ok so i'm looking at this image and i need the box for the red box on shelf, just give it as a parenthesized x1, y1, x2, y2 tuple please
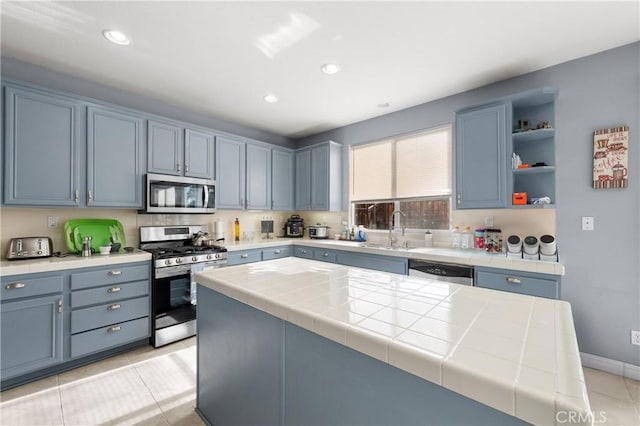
(512, 192, 527, 205)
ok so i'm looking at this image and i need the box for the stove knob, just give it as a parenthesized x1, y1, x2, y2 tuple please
(176, 258, 183, 264)
(206, 254, 212, 260)
(192, 256, 198, 262)
(165, 259, 172, 266)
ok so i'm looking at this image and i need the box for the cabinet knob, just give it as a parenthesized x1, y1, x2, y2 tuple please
(240, 253, 249, 258)
(5, 282, 25, 289)
(74, 190, 79, 202)
(58, 299, 62, 313)
(108, 270, 122, 276)
(108, 325, 121, 333)
(301, 250, 307, 254)
(107, 286, 121, 293)
(323, 252, 329, 257)
(177, 163, 181, 172)
(107, 304, 121, 311)
(274, 250, 281, 254)
(88, 190, 93, 202)
(506, 277, 522, 284)
(185, 165, 189, 173)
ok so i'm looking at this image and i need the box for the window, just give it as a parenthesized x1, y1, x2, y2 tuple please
(350, 125, 451, 230)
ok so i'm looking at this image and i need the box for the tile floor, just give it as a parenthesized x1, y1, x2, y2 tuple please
(1, 337, 639, 425)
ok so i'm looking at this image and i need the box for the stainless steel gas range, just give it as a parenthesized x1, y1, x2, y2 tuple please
(140, 225, 227, 347)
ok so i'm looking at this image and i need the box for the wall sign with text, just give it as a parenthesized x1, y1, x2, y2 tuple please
(592, 126, 629, 189)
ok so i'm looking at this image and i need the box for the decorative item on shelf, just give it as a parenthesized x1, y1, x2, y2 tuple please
(531, 196, 551, 205)
(517, 164, 530, 169)
(536, 121, 553, 129)
(516, 119, 530, 131)
(512, 192, 527, 205)
(512, 153, 523, 169)
(593, 125, 628, 189)
(532, 162, 548, 167)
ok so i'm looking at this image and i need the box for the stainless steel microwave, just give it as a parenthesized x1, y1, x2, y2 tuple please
(145, 173, 215, 214)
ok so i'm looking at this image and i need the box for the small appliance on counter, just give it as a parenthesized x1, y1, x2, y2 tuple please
(308, 224, 331, 239)
(261, 220, 274, 239)
(6, 237, 53, 260)
(284, 214, 304, 238)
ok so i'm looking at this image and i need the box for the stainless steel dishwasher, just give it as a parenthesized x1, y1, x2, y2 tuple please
(408, 259, 474, 285)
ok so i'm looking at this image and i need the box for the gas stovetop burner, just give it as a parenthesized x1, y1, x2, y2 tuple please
(149, 245, 227, 259)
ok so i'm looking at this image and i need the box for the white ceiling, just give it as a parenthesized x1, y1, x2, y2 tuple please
(1, 1, 638, 140)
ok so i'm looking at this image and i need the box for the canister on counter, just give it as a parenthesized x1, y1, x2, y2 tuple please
(474, 228, 484, 249)
(484, 228, 503, 253)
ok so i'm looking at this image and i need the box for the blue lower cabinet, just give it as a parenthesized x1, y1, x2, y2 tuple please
(313, 248, 336, 263)
(335, 251, 408, 275)
(261, 246, 291, 261)
(71, 317, 150, 358)
(293, 246, 313, 259)
(71, 296, 149, 334)
(1, 294, 63, 380)
(475, 267, 560, 299)
(227, 249, 262, 266)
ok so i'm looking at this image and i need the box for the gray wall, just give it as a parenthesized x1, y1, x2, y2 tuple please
(0, 56, 295, 149)
(298, 42, 640, 366)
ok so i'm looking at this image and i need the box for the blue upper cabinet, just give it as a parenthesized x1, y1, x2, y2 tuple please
(246, 143, 272, 210)
(216, 136, 246, 209)
(455, 102, 508, 209)
(147, 120, 184, 176)
(87, 106, 143, 208)
(148, 120, 214, 180)
(184, 129, 215, 179)
(295, 142, 342, 211)
(272, 149, 294, 211)
(4, 85, 81, 206)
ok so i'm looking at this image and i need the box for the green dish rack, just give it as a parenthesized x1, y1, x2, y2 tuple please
(64, 219, 126, 254)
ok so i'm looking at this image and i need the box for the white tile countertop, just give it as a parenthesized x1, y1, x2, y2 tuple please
(224, 238, 565, 276)
(195, 257, 589, 425)
(0, 250, 151, 277)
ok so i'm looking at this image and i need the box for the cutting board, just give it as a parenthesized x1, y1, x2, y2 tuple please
(64, 219, 126, 254)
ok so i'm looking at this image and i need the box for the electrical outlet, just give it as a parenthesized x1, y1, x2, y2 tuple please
(632, 330, 640, 346)
(581, 216, 594, 231)
(47, 216, 59, 228)
(484, 216, 494, 227)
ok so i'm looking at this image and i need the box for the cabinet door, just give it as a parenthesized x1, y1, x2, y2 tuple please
(455, 103, 507, 209)
(310, 144, 330, 210)
(475, 267, 560, 299)
(1, 294, 63, 380)
(272, 149, 294, 211)
(246, 144, 271, 210)
(216, 137, 245, 209)
(294, 149, 311, 210)
(147, 120, 183, 176)
(87, 106, 143, 207)
(185, 129, 214, 179)
(4, 86, 80, 206)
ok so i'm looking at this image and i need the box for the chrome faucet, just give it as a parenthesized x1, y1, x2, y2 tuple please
(388, 210, 405, 247)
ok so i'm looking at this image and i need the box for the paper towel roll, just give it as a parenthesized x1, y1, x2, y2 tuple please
(214, 221, 225, 241)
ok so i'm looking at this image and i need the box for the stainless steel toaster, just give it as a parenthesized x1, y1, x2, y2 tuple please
(6, 237, 53, 260)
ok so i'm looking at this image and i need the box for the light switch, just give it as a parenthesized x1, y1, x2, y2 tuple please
(581, 216, 594, 231)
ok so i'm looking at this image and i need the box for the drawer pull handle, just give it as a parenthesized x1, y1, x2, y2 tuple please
(107, 287, 121, 293)
(108, 304, 121, 311)
(5, 282, 25, 289)
(108, 270, 122, 276)
(274, 250, 281, 254)
(241, 253, 249, 259)
(108, 325, 121, 333)
(506, 277, 522, 284)
(301, 250, 307, 254)
(323, 252, 329, 257)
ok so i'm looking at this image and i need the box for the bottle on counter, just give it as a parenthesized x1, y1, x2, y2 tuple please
(234, 217, 240, 242)
(350, 227, 355, 240)
(461, 226, 473, 249)
(451, 225, 461, 248)
(424, 230, 433, 248)
(357, 225, 366, 242)
(474, 228, 485, 249)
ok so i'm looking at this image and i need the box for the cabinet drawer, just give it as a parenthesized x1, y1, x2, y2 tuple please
(71, 280, 149, 308)
(71, 264, 149, 290)
(261, 247, 291, 261)
(71, 317, 150, 358)
(313, 249, 336, 263)
(227, 250, 262, 266)
(336, 252, 407, 275)
(475, 269, 560, 299)
(293, 247, 313, 259)
(71, 296, 149, 334)
(1, 275, 63, 301)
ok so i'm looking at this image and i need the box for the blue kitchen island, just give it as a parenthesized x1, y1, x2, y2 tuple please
(194, 258, 591, 425)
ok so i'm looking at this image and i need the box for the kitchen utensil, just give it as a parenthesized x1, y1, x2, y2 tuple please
(64, 219, 125, 254)
(99, 246, 111, 255)
(523, 236, 539, 255)
(507, 235, 522, 253)
(6, 237, 53, 260)
(82, 236, 93, 257)
(539, 234, 556, 255)
(308, 224, 330, 239)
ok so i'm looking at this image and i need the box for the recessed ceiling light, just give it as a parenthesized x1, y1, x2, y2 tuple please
(264, 94, 279, 103)
(102, 29, 131, 46)
(321, 63, 340, 75)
